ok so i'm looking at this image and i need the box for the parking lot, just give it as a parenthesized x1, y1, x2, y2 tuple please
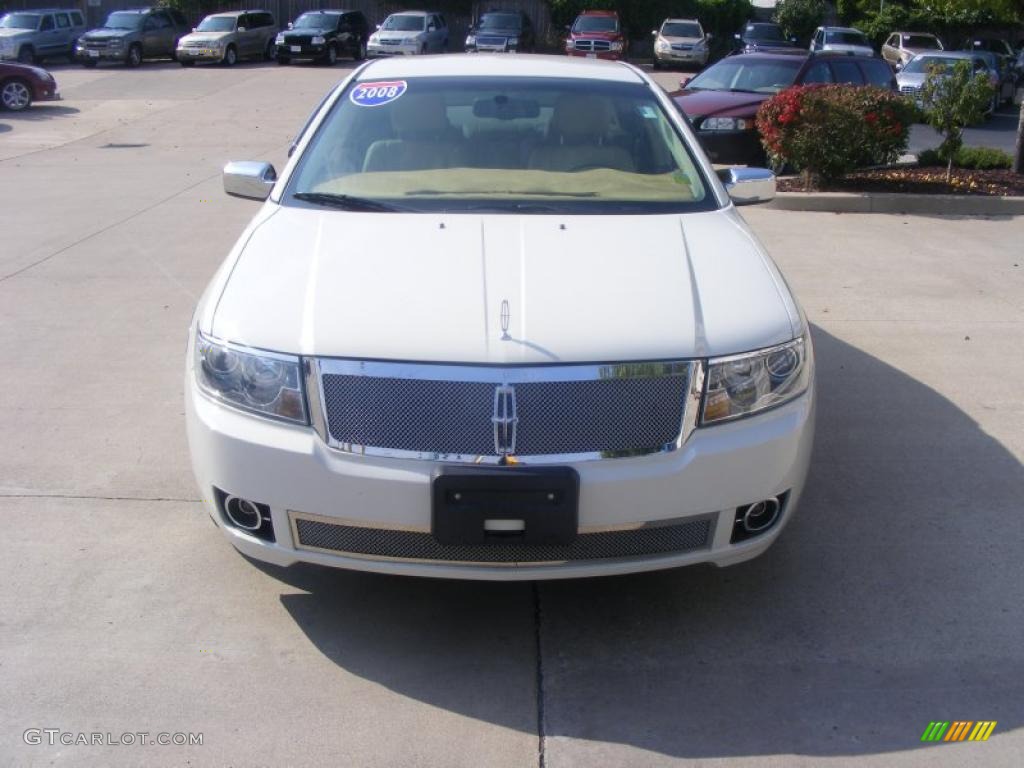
(2, 60, 1024, 767)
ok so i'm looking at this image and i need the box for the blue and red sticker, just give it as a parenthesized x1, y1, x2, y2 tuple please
(350, 80, 408, 107)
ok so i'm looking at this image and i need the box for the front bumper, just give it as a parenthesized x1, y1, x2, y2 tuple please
(76, 47, 128, 62)
(176, 47, 225, 62)
(566, 49, 625, 61)
(277, 43, 331, 59)
(655, 49, 709, 66)
(185, 350, 815, 580)
(695, 128, 764, 165)
(367, 42, 419, 56)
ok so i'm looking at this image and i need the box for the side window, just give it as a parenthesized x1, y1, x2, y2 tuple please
(813, 30, 822, 47)
(830, 60, 864, 85)
(71, 12, 84, 26)
(861, 59, 895, 88)
(56, 13, 70, 28)
(802, 61, 833, 84)
(40, 15, 54, 31)
(238, 14, 251, 29)
(438, 15, 447, 29)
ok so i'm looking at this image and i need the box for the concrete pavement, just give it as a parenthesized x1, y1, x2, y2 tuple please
(1, 60, 1023, 767)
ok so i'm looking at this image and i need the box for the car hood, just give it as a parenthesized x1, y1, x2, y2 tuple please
(570, 30, 621, 40)
(475, 28, 521, 37)
(822, 43, 873, 55)
(0, 29, 32, 40)
(662, 35, 704, 45)
(896, 72, 926, 87)
(205, 208, 799, 364)
(375, 31, 423, 40)
(181, 31, 233, 43)
(675, 89, 769, 118)
(83, 28, 133, 41)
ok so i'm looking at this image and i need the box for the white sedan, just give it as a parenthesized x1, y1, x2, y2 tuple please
(186, 55, 815, 580)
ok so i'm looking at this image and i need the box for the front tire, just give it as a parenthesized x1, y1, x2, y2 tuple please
(264, 39, 277, 61)
(355, 38, 366, 61)
(223, 45, 237, 66)
(322, 44, 337, 65)
(17, 46, 36, 64)
(126, 44, 142, 67)
(1, 78, 32, 111)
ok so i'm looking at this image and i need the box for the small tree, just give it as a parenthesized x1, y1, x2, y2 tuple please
(773, 0, 827, 46)
(919, 61, 994, 181)
(1014, 101, 1024, 175)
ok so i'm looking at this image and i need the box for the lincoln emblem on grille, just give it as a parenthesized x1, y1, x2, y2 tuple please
(492, 384, 518, 456)
(500, 299, 511, 340)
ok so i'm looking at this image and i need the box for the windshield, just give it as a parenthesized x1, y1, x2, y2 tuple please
(573, 16, 617, 34)
(662, 22, 702, 38)
(0, 13, 40, 30)
(479, 13, 520, 31)
(826, 30, 868, 45)
(295, 13, 335, 30)
(686, 57, 802, 94)
(904, 34, 940, 50)
(382, 14, 425, 32)
(287, 77, 712, 215)
(745, 24, 785, 42)
(197, 17, 236, 32)
(103, 12, 143, 30)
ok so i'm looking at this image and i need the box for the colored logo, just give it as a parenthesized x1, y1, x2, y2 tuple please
(350, 80, 407, 107)
(921, 721, 997, 742)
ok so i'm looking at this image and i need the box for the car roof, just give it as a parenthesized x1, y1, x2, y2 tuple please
(10, 8, 81, 13)
(578, 10, 617, 16)
(664, 18, 700, 24)
(726, 51, 809, 62)
(357, 54, 644, 83)
(386, 10, 435, 16)
(894, 31, 938, 36)
(820, 26, 865, 34)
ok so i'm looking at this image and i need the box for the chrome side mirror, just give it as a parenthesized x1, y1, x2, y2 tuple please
(717, 167, 776, 205)
(223, 161, 277, 200)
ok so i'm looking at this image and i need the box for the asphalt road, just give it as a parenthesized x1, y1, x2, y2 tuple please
(1, 59, 1023, 767)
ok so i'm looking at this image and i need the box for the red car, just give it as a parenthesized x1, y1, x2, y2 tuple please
(0, 61, 59, 112)
(564, 10, 627, 61)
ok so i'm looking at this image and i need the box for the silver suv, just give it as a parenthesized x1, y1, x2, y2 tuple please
(0, 8, 86, 64)
(177, 10, 279, 67)
(367, 11, 449, 56)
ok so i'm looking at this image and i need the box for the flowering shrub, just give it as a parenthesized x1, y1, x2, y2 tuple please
(756, 85, 917, 189)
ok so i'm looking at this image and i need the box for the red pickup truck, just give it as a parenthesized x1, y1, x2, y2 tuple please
(564, 10, 627, 61)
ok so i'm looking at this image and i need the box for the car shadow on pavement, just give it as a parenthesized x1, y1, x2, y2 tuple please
(260, 325, 1024, 760)
(4, 105, 79, 120)
(0, 123, 10, 134)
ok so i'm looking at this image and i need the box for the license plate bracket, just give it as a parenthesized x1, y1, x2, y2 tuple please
(432, 467, 579, 546)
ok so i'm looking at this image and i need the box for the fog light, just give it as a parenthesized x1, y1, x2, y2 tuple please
(730, 492, 787, 543)
(214, 487, 275, 542)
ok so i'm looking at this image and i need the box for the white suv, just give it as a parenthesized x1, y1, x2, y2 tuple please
(188, 56, 815, 580)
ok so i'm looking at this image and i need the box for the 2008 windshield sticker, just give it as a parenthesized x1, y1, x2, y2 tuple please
(350, 80, 408, 107)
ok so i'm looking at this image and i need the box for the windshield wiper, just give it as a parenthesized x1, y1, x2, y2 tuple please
(293, 192, 408, 212)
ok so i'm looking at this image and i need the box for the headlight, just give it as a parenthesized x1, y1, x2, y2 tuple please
(311, 35, 325, 45)
(610, 41, 624, 52)
(507, 36, 519, 46)
(275, 33, 285, 44)
(465, 35, 475, 46)
(656, 40, 670, 52)
(369, 33, 379, 44)
(701, 117, 753, 131)
(194, 333, 307, 424)
(701, 338, 809, 425)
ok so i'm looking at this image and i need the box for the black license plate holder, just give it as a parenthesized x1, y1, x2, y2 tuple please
(432, 467, 579, 546)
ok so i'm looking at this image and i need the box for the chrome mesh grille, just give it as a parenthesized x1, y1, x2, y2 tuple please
(294, 516, 712, 564)
(320, 367, 689, 458)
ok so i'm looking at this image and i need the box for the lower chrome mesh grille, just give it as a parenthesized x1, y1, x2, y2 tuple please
(293, 516, 713, 564)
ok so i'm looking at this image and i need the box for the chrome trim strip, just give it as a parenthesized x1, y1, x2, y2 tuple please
(314, 358, 694, 465)
(288, 510, 718, 567)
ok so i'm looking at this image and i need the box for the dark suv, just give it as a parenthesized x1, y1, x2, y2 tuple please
(76, 7, 189, 67)
(465, 10, 535, 53)
(276, 10, 369, 65)
(674, 51, 897, 165)
(732, 22, 798, 54)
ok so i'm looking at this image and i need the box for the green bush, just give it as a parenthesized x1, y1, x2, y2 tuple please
(756, 85, 917, 189)
(919, 60, 995, 181)
(918, 146, 1013, 170)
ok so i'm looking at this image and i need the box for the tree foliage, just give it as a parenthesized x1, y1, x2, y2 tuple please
(919, 61, 996, 181)
(773, 0, 827, 46)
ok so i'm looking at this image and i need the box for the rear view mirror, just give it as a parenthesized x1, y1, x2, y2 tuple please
(237, 26, 246, 32)
(287, 22, 293, 29)
(716, 167, 776, 206)
(223, 161, 277, 200)
(473, 96, 540, 120)
(651, 30, 657, 36)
